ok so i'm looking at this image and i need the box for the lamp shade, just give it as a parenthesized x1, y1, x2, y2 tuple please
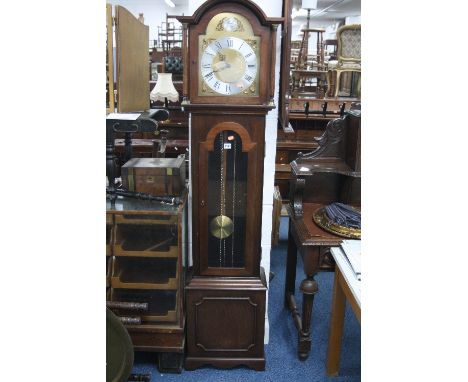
(302, 0, 317, 9)
(150, 73, 179, 103)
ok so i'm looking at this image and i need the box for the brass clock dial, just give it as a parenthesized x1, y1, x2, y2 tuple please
(200, 36, 257, 95)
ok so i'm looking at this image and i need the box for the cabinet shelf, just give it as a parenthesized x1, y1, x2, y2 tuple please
(114, 244, 179, 258)
(111, 278, 178, 290)
(291, 158, 360, 177)
(111, 288, 178, 323)
(111, 257, 178, 289)
(114, 224, 178, 257)
(115, 214, 178, 225)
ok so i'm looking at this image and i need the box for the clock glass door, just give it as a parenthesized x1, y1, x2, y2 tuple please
(207, 130, 248, 268)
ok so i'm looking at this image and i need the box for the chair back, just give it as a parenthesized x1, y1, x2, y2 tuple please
(336, 24, 361, 69)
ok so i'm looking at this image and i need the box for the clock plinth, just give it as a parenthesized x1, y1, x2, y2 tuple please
(185, 272, 267, 370)
(176, 0, 282, 370)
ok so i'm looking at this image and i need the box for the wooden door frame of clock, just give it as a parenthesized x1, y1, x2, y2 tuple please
(198, 122, 258, 276)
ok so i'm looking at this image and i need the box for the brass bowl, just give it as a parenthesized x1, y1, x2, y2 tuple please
(312, 206, 361, 239)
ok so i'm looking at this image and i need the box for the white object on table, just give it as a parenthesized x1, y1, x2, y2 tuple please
(330, 244, 361, 308)
(341, 239, 361, 280)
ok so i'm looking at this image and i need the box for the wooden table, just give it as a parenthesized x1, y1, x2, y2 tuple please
(327, 245, 361, 376)
(283, 108, 361, 361)
(284, 204, 342, 360)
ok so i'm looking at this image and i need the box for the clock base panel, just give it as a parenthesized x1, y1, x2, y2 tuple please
(185, 274, 267, 370)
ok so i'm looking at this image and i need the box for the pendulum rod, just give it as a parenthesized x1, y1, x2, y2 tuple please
(219, 132, 224, 267)
(231, 135, 237, 267)
(221, 131, 227, 265)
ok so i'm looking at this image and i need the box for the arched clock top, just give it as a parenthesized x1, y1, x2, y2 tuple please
(175, 0, 282, 106)
(203, 122, 256, 152)
(176, 0, 283, 27)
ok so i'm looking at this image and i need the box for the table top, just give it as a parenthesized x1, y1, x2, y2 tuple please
(287, 203, 344, 247)
(331, 244, 361, 308)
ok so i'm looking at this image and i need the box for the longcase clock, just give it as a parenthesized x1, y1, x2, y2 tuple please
(176, 0, 282, 370)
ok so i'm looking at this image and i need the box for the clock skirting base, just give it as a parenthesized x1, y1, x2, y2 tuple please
(185, 274, 267, 371)
(184, 356, 265, 371)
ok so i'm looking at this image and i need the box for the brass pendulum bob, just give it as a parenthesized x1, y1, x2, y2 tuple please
(210, 215, 234, 239)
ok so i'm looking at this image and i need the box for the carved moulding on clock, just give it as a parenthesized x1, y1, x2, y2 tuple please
(194, 297, 257, 352)
(215, 16, 245, 32)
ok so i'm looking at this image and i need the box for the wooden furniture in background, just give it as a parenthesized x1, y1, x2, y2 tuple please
(271, 186, 283, 246)
(115, 5, 150, 112)
(284, 106, 361, 360)
(326, 24, 361, 98)
(158, 14, 183, 54)
(106, 4, 114, 114)
(292, 27, 327, 98)
(106, 191, 188, 372)
(275, 99, 354, 201)
(296, 28, 325, 71)
(324, 39, 338, 60)
(327, 245, 361, 376)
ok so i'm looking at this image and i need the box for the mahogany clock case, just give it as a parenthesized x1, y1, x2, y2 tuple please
(176, 0, 282, 371)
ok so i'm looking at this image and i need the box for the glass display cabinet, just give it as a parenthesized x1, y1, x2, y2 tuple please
(106, 192, 188, 372)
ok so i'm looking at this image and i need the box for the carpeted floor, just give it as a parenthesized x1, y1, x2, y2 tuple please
(132, 217, 361, 381)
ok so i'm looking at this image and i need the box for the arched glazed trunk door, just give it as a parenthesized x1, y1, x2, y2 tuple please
(198, 122, 258, 276)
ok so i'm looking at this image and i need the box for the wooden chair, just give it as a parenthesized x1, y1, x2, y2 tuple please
(326, 24, 361, 98)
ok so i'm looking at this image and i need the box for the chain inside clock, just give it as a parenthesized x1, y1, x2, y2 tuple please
(207, 130, 248, 268)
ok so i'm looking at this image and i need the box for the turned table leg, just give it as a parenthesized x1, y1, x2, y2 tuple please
(284, 219, 298, 308)
(298, 276, 318, 360)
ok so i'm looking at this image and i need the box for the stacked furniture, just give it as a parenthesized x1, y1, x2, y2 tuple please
(275, 99, 354, 201)
(106, 192, 188, 372)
